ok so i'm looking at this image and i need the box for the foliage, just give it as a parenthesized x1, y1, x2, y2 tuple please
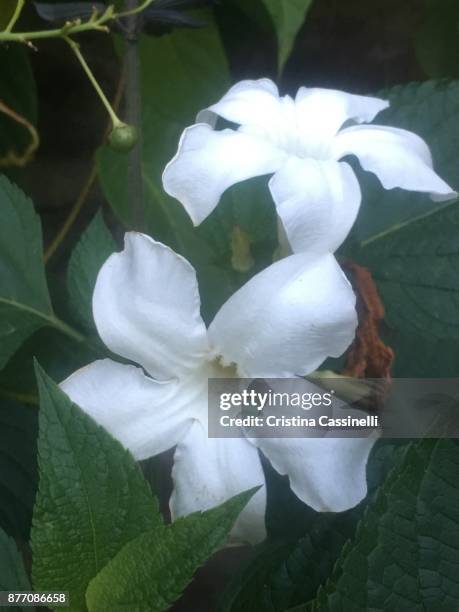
(32, 365, 254, 611)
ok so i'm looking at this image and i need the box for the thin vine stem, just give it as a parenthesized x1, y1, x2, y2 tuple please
(4, 0, 25, 33)
(0, 0, 156, 42)
(65, 37, 122, 128)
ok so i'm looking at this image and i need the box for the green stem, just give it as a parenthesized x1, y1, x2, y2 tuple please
(118, 0, 156, 18)
(65, 37, 122, 128)
(0, 0, 156, 43)
(4, 0, 25, 33)
(0, 19, 110, 42)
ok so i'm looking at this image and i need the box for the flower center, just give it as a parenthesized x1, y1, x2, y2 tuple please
(242, 97, 332, 161)
(211, 357, 238, 379)
(279, 95, 332, 160)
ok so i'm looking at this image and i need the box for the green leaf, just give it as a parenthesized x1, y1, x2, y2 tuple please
(0, 175, 55, 369)
(0, 45, 37, 166)
(309, 439, 459, 611)
(220, 515, 355, 612)
(351, 80, 459, 245)
(219, 441, 403, 612)
(262, 0, 314, 72)
(85, 488, 258, 612)
(0, 400, 37, 540)
(386, 330, 459, 377)
(354, 199, 459, 376)
(0, 527, 31, 612)
(358, 201, 459, 339)
(346, 80, 459, 376)
(31, 364, 161, 611)
(67, 211, 116, 332)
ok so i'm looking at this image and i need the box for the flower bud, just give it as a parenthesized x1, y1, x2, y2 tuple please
(108, 123, 138, 153)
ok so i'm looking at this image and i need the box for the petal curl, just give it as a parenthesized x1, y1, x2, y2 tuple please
(332, 125, 457, 200)
(209, 253, 357, 377)
(93, 233, 208, 381)
(253, 435, 377, 512)
(196, 78, 281, 128)
(60, 359, 205, 460)
(162, 124, 284, 225)
(295, 87, 389, 151)
(170, 420, 267, 545)
(269, 158, 361, 255)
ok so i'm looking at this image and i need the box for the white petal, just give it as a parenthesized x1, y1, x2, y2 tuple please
(60, 359, 205, 460)
(269, 158, 361, 255)
(93, 233, 208, 380)
(196, 78, 281, 129)
(295, 87, 389, 150)
(254, 435, 376, 512)
(209, 253, 357, 377)
(170, 420, 267, 545)
(332, 124, 457, 200)
(162, 124, 284, 225)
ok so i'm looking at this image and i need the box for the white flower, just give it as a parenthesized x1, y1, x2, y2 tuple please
(60, 232, 373, 544)
(162, 79, 456, 255)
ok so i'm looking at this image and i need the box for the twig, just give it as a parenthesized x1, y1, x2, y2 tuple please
(0, 0, 156, 42)
(0, 99, 40, 167)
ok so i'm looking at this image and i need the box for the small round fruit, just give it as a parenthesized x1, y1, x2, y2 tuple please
(108, 123, 138, 153)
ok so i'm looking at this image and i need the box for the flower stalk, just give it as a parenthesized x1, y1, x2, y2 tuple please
(65, 37, 123, 129)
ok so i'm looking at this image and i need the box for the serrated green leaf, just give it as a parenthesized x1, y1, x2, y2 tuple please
(0, 400, 37, 540)
(307, 439, 459, 611)
(85, 488, 258, 612)
(387, 330, 459, 377)
(220, 516, 354, 612)
(67, 211, 116, 332)
(353, 198, 459, 376)
(346, 80, 459, 376)
(351, 80, 459, 245)
(31, 364, 161, 611)
(262, 0, 314, 72)
(0, 176, 56, 369)
(219, 441, 403, 612)
(0, 527, 32, 612)
(357, 201, 459, 341)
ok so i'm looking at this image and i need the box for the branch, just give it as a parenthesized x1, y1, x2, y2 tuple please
(0, 0, 156, 43)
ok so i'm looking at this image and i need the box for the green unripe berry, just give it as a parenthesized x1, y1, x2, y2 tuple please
(108, 123, 138, 153)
